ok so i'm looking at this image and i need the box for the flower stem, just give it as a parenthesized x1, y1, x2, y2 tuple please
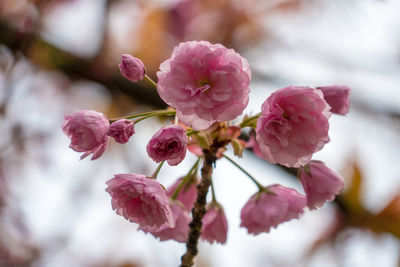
(152, 161, 165, 179)
(144, 74, 158, 89)
(172, 158, 201, 200)
(222, 154, 264, 191)
(109, 109, 175, 123)
(210, 177, 217, 202)
(134, 110, 176, 124)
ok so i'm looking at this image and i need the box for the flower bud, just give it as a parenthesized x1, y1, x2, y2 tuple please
(108, 119, 135, 144)
(119, 54, 145, 82)
(147, 125, 188, 166)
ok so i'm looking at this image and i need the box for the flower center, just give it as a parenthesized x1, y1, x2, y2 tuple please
(190, 79, 211, 96)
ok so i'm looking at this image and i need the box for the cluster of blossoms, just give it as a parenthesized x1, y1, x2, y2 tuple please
(62, 41, 350, 265)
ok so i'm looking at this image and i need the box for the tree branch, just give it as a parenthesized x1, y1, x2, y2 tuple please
(180, 149, 216, 267)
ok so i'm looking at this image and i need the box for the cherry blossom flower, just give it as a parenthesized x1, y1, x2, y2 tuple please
(167, 177, 198, 211)
(240, 185, 306, 234)
(157, 41, 251, 130)
(201, 203, 228, 244)
(105, 173, 175, 231)
(256, 86, 331, 167)
(147, 125, 188, 166)
(317, 85, 350, 115)
(62, 110, 109, 160)
(246, 132, 264, 159)
(142, 200, 191, 243)
(108, 119, 135, 144)
(299, 160, 344, 209)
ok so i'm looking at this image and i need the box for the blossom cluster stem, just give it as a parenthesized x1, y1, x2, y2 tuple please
(133, 110, 176, 124)
(210, 177, 217, 202)
(180, 150, 216, 267)
(143, 74, 158, 89)
(171, 157, 201, 200)
(223, 154, 264, 191)
(151, 161, 165, 179)
(109, 109, 175, 123)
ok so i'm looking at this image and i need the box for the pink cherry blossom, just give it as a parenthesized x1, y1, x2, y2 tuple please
(246, 133, 264, 159)
(62, 110, 110, 160)
(271, 185, 307, 220)
(167, 177, 198, 211)
(142, 200, 191, 243)
(108, 119, 135, 144)
(256, 86, 332, 168)
(201, 203, 228, 244)
(157, 41, 251, 130)
(119, 54, 145, 82)
(317, 85, 350, 115)
(105, 173, 175, 231)
(240, 185, 306, 234)
(299, 160, 344, 209)
(147, 125, 188, 166)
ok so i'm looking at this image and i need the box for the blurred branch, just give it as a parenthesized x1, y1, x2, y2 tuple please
(279, 161, 400, 239)
(0, 20, 166, 108)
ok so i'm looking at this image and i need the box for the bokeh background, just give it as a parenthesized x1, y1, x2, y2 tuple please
(1, 0, 400, 266)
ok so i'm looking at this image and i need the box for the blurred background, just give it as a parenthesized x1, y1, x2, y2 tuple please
(1, 0, 400, 266)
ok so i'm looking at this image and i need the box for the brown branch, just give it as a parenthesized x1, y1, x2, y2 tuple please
(180, 149, 217, 267)
(0, 21, 166, 109)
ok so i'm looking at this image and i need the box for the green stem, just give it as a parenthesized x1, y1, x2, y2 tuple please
(144, 74, 158, 89)
(172, 158, 201, 200)
(210, 177, 217, 202)
(152, 161, 165, 179)
(109, 109, 175, 123)
(222, 154, 264, 191)
(239, 113, 262, 128)
(134, 110, 176, 124)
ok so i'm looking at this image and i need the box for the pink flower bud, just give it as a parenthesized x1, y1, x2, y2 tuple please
(119, 54, 145, 82)
(105, 173, 175, 231)
(299, 161, 344, 209)
(240, 185, 306, 234)
(317, 85, 350, 115)
(201, 203, 228, 244)
(157, 41, 251, 130)
(147, 125, 188, 166)
(167, 177, 198, 211)
(108, 119, 135, 144)
(256, 86, 331, 167)
(141, 200, 191, 243)
(62, 110, 109, 160)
